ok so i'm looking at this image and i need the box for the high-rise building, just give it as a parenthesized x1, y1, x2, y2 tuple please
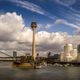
(60, 44, 78, 62)
(70, 49, 77, 60)
(60, 52, 64, 62)
(64, 44, 73, 53)
(64, 44, 73, 62)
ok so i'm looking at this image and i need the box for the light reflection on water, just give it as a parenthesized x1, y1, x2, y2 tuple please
(0, 62, 80, 80)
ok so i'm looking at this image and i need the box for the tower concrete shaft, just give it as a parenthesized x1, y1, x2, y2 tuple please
(32, 28, 36, 62)
(31, 21, 37, 64)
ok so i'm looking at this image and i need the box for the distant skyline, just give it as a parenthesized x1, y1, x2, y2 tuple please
(0, 0, 80, 56)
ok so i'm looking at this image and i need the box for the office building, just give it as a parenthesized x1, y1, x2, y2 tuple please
(60, 44, 78, 62)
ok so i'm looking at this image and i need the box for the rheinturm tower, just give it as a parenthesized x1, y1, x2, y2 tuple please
(31, 19, 37, 66)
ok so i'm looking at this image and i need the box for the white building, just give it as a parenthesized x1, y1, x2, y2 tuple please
(60, 44, 78, 62)
(64, 44, 73, 53)
(60, 52, 64, 62)
(70, 49, 77, 60)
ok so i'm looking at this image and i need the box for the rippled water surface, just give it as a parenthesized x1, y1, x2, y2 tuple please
(0, 62, 80, 80)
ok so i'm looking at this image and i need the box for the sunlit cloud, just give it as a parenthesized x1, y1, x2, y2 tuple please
(0, 12, 80, 55)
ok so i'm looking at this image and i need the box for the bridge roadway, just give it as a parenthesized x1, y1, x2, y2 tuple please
(0, 57, 21, 62)
(0, 57, 80, 66)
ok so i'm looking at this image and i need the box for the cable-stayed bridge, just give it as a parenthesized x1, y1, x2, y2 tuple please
(0, 50, 23, 62)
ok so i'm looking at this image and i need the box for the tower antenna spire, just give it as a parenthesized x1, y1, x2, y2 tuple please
(32, 15, 36, 22)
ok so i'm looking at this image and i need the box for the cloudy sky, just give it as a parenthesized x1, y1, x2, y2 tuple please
(0, 0, 80, 56)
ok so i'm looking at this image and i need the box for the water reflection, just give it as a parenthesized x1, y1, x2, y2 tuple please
(66, 67, 80, 80)
(0, 63, 80, 80)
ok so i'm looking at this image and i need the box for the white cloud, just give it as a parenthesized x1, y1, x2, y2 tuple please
(45, 24, 53, 29)
(0, 12, 80, 56)
(0, 12, 24, 41)
(55, 0, 76, 6)
(74, 29, 80, 35)
(37, 24, 43, 30)
(55, 0, 80, 21)
(70, 7, 80, 14)
(6, 0, 56, 20)
(18, 27, 32, 43)
(54, 19, 80, 30)
(37, 23, 53, 30)
(43, 19, 80, 30)
(15, 0, 46, 15)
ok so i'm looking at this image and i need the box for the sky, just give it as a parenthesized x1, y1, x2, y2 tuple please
(0, 0, 80, 56)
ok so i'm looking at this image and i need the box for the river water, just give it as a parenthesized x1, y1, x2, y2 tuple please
(0, 62, 80, 80)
